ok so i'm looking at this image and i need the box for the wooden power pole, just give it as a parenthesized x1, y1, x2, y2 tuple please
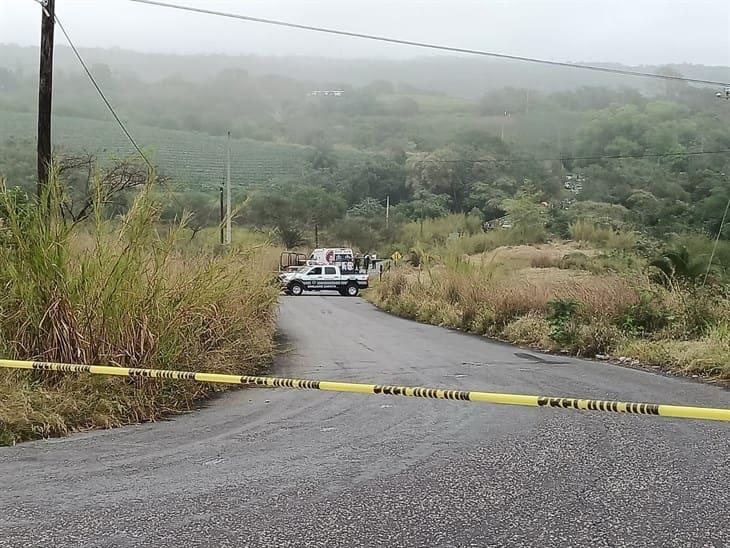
(37, 0, 55, 195)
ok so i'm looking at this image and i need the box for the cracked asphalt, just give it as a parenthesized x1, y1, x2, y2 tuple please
(1, 295, 728, 547)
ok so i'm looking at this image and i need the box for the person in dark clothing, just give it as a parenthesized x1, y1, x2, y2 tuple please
(354, 255, 361, 272)
(363, 254, 371, 271)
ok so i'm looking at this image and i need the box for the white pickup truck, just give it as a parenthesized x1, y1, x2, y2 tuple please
(279, 265, 369, 297)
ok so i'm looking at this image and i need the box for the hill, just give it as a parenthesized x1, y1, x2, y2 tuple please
(2, 44, 728, 97)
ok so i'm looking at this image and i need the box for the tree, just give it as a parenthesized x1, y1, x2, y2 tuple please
(467, 176, 519, 219)
(291, 185, 347, 227)
(654, 66, 689, 101)
(347, 198, 385, 218)
(309, 142, 338, 171)
(394, 190, 450, 220)
(56, 154, 153, 223)
(406, 148, 471, 211)
(243, 184, 346, 247)
(336, 158, 408, 206)
(501, 185, 548, 242)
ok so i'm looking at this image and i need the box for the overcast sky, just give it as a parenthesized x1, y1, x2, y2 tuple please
(2, 0, 729, 65)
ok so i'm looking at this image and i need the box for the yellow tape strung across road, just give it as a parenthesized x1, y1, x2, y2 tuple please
(1, 359, 728, 422)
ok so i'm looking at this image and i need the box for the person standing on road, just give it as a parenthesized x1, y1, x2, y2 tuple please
(363, 254, 371, 271)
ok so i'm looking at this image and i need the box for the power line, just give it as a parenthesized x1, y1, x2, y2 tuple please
(406, 149, 730, 164)
(704, 182, 730, 285)
(130, 0, 730, 87)
(53, 13, 154, 171)
(51, 10, 191, 210)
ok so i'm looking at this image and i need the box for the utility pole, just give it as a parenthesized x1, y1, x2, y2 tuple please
(385, 195, 390, 227)
(219, 184, 224, 245)
(37, 0, 55, 195)
(225, 131, 232, 245)
(500, 111, 509, 141)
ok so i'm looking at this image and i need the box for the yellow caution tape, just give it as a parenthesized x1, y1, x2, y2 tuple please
(1, 359, 728, 422)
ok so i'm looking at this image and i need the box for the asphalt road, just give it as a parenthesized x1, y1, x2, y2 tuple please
(1, 295, 729, 547)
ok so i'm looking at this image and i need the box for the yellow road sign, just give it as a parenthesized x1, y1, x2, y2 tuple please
(391, 251, 402, 262)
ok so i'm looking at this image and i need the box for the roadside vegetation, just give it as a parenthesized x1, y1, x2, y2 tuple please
(368, 211, 730, 381)
(0, 174, 279, 445)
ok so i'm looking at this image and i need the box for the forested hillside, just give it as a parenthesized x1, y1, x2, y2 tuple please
(1, 46, 728, 252)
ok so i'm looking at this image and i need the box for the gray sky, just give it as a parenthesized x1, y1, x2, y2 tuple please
(2, 0, 729, 65)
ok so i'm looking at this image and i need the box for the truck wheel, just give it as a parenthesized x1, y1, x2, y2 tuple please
(345, 283, 359, 297)
(289, 282, 304, 296)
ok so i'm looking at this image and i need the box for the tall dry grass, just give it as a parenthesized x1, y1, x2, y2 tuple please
(370, 257, 730, 378)
(0, 176, 279, 444)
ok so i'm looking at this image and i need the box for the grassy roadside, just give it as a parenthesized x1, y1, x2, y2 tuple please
(0, 178, 280, 445)
(366, 244, 730, 381)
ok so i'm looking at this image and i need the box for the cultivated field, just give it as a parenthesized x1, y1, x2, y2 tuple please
(0, 111, 319, 188)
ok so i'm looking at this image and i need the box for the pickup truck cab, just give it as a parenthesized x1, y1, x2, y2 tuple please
(279, 265, 369, 297)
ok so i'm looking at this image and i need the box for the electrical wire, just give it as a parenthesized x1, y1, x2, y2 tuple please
(704, 184, 730, 284)
(50, 9, 192, 209)
(411, 149, 730, 164)
(129, 0, 730, 87)
(53, 13, 154, 171)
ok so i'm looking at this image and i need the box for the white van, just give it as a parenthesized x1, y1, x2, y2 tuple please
(307, 248, 355, 273)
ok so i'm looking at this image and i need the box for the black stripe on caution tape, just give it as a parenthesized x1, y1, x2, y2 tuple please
(537, 397, 660, 415)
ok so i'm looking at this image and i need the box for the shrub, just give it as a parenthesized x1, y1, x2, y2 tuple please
(560, 251, 590, 270)
(650, 244, 708, 284)
(547, 299, 581, 348)
(531, 254, 559, 269)
(502, 313, 552, 348)
(399, 212, 483, 249)
(575, 322, 623, 356)
(605, 230, 638, 251)
(442, 276, 463, 305)
(569, 219, 612, 244)
(379, 270, 409, 300)
(569, 219, 637, 251)
(446, 232, 501, 255)
(617, 291, 671, 336)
